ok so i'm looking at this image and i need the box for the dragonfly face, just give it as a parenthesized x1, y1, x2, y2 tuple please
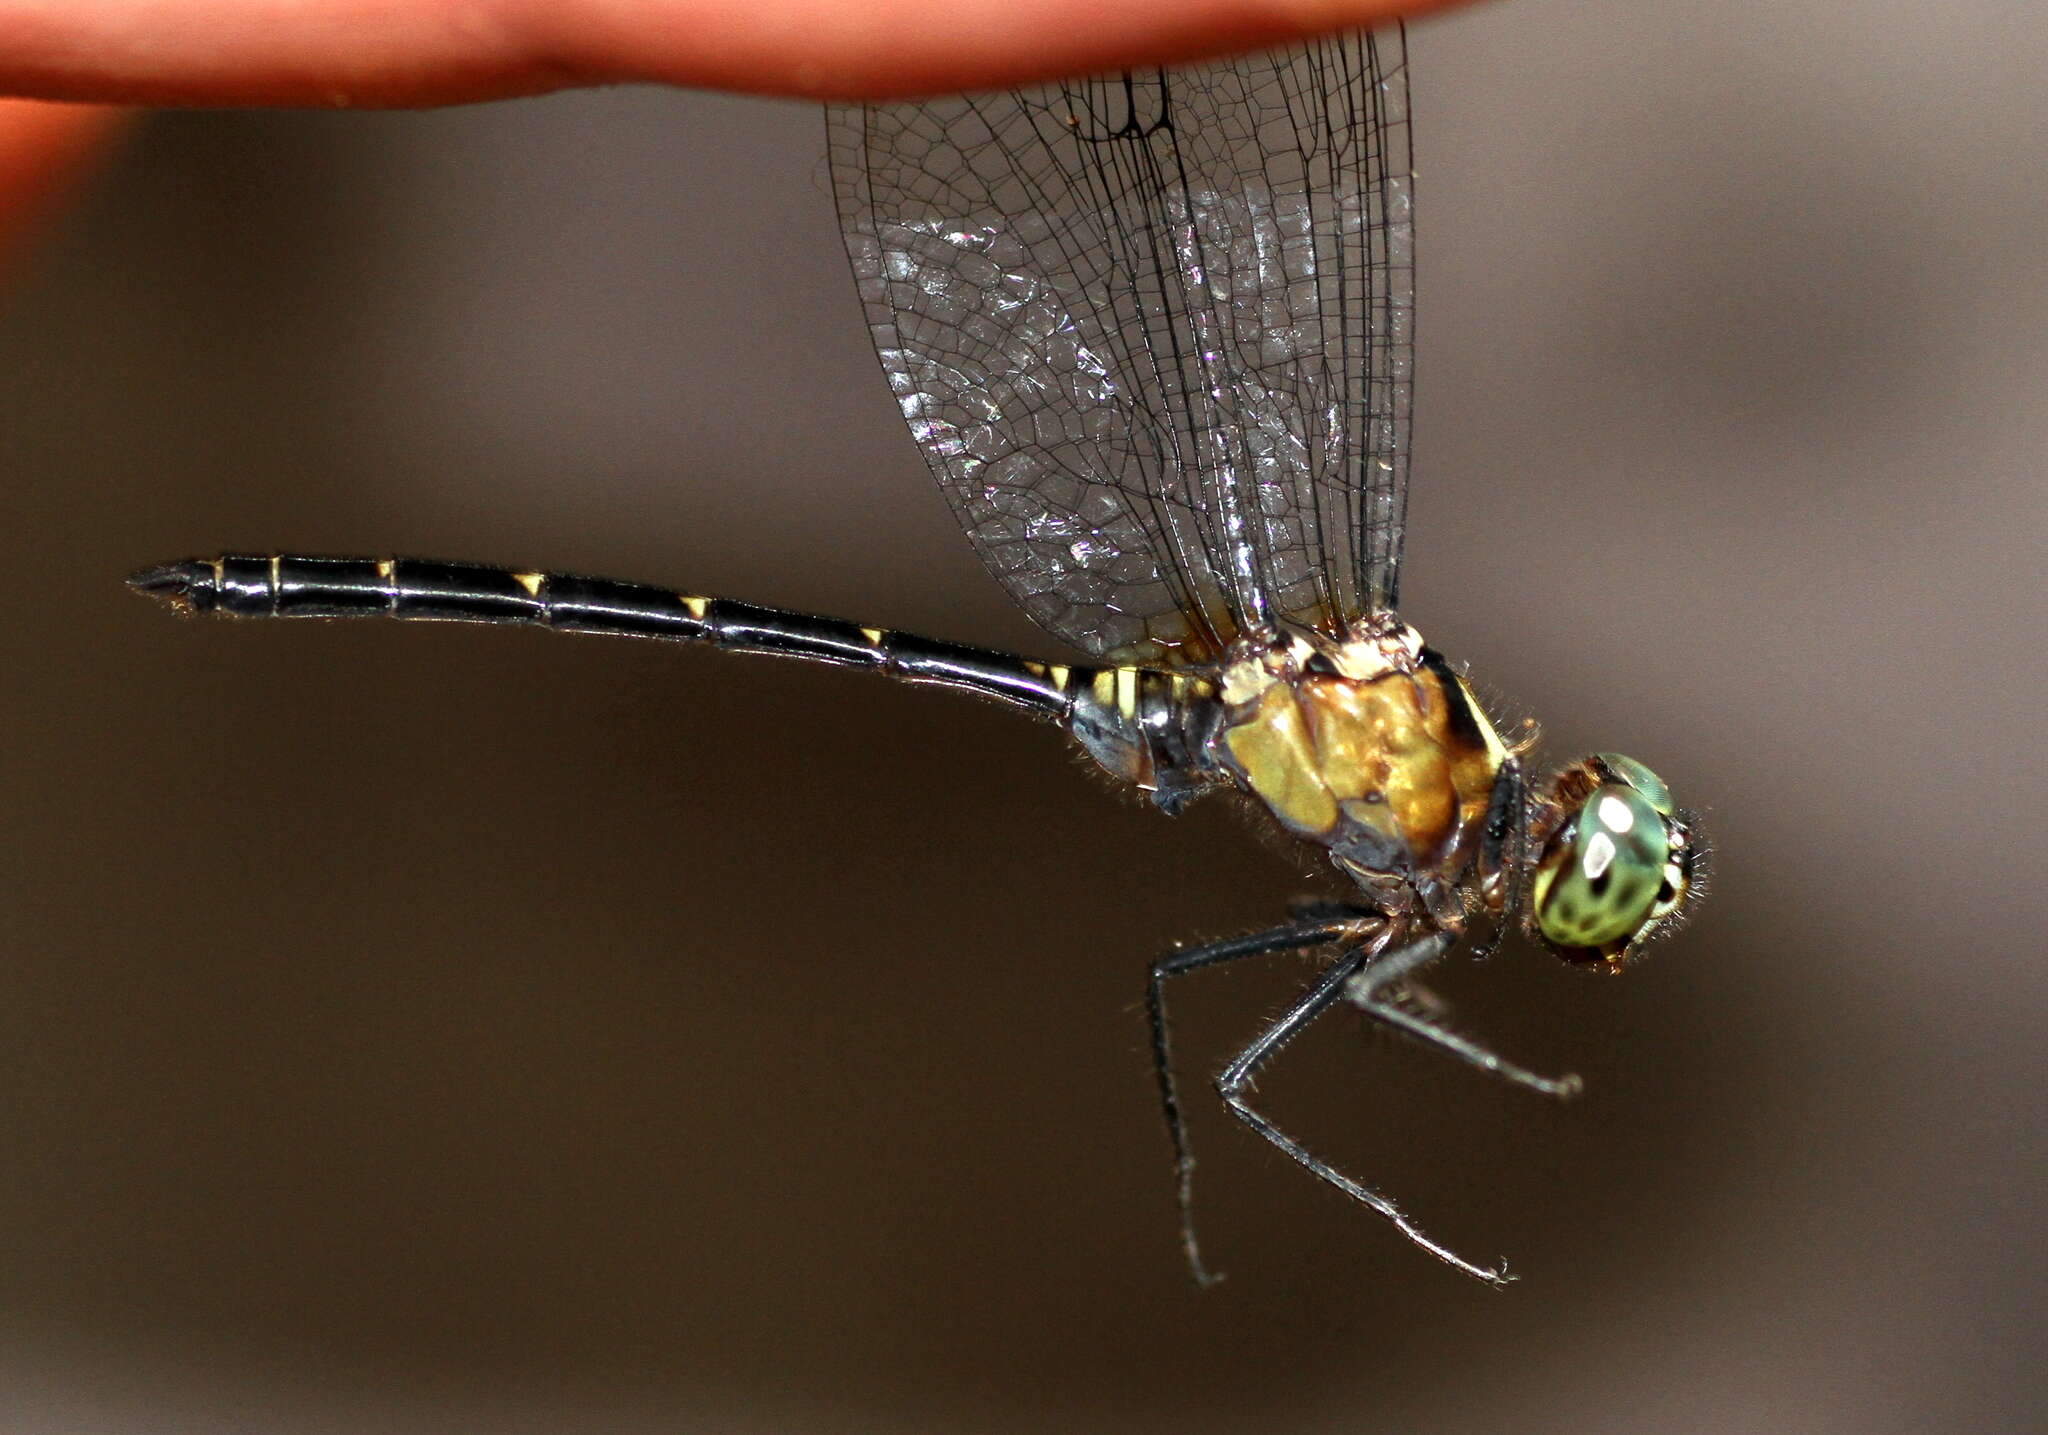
(1529, 753, 1706, 968)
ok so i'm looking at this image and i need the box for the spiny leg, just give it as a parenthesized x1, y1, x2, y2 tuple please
(1146, 916, 1367, 1286)
(1215, 936, 1516, 1287)
(1343, 933, 1582, 1099)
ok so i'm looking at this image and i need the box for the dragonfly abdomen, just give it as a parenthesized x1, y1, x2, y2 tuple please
(1064, 663, 1222, 813)
(128, 554, 1075, 716)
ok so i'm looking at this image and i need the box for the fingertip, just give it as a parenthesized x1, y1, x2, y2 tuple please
(0, 100, 131, 277)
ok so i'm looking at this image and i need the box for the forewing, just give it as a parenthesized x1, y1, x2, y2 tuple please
(829, 31, 1414, 664)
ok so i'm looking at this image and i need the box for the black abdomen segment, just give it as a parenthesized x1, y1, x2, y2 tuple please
(130, 555, 1078, 716)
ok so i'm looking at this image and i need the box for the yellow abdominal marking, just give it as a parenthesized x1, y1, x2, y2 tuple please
(1023, 661, 1075, 694)
(680, 595, 709, 620)
(860, 627, 886, 645)
(513, 571, 544, 596)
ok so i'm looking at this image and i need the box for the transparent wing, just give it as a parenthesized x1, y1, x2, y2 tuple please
(829, 31, 1414, 665)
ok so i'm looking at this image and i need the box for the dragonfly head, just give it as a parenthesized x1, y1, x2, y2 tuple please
(1527, 753, 1706, 971)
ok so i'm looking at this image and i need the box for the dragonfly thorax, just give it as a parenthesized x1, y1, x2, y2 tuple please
(1209, 618, 1511, 896)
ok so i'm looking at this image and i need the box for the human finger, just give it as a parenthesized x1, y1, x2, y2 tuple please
(0, 0, 1476, 107)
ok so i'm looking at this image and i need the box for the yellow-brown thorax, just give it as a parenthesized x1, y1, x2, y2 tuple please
(1213, 618, 1509, 891)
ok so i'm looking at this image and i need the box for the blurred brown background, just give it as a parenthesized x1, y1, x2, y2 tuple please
(1, 2, 2041, 1431)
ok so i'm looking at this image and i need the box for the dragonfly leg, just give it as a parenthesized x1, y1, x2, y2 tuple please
(1146, 916, 1365, 1287)
(1464, 757, 1527, 963)
(1215, 936, 1516, 1287)
(1343, 934, 1583, 1100)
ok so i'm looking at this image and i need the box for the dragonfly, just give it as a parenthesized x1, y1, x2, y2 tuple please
(130, 28, 1707, 1286)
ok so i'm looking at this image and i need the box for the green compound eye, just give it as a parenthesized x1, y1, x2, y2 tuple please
(1532, 782, 1675, 958)
(1592, 752, 1674, 814)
